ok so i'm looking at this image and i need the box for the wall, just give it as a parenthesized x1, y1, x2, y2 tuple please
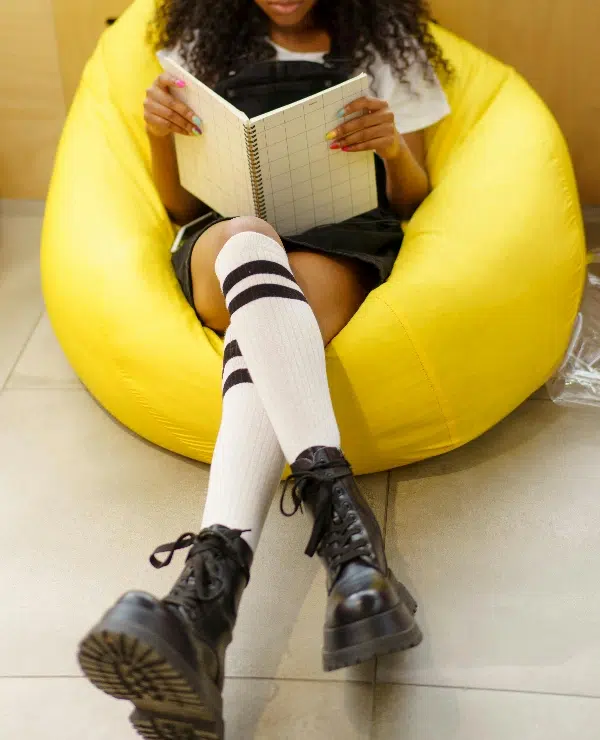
(0, 0, 130, 200)
(52, 0, 133, 106)
(431, 0, 600, 204)
(0, 0, 66, 199)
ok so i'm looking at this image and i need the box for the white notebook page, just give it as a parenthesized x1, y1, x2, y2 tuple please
(158, 52, 254, 218)
(251, 74, 377, 235)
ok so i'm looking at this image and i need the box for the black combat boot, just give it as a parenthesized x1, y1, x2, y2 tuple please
(78, 525, 252, 740)
(283, 446, 422, 672)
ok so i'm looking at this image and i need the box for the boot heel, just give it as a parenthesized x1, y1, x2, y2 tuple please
(389, 570, 418, 614)
(78, 598, 223, 740)
(323, 601, 423, 672)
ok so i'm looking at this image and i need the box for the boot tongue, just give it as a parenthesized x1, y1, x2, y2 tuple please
(292, 446, 347, 472)
(202, 525, 254, 572)
(196, 524, 254, 581)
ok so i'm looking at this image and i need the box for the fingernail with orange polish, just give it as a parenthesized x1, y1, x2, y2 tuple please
(329, 142, 340, 150)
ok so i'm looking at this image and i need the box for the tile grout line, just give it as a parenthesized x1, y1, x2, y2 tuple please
(4, 673, 600, 702)
(4, 674, 600, 703)
(3, 385, 85, 392)
(0, 673, 375, 688)
(367, 680, 600, 702)
(369, 468, 392, 738)
(0, 309, 44, 393)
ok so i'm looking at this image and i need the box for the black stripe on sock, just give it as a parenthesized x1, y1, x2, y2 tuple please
(222, 368, 253, 397)
(223, 339, 242, 366)
(227, 283, 308, 316)
(222, 260, 297, 299)
(222, 339, 243, 378)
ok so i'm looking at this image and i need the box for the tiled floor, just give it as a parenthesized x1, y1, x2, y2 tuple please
(2, 198, 600, 739)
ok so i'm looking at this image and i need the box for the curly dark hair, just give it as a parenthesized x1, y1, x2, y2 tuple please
(151, 0, 450, 88)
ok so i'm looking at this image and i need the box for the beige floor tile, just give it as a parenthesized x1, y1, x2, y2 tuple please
(372, 684, 600, 740)
(0, 390, 209, 676)
(228, 472, 388, 683)
(0, 212, 44, 387)
(1, 677, 134, 740)
(7, 312, 80, 388)
(392, 399, 600, 483)
(224, 677, 373, 739)
(378, 400, 600, 696)
(1, 676, 373, 740)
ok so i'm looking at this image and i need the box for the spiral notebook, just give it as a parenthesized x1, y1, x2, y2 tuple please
(158, 51, 377, 235)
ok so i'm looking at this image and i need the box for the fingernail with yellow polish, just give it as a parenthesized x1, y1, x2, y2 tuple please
(325, 130, 337, 141)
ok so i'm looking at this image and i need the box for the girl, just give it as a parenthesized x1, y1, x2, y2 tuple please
(78, 1, 451, 738)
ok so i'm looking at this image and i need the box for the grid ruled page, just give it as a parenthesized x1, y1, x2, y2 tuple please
(158, 53, 254, 218)
(252, 74, 378, 236)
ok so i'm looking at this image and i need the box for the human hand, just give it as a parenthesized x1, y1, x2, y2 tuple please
(144, 73, 203, 137)
(325, 96, 403, 161)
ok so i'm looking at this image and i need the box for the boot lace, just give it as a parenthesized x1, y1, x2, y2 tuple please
(280, 463, 372, 570)
(149, 531, 250, 614)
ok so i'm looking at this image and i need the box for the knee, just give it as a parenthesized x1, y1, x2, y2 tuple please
(188, 217, 285, 333)
(191, 217, 283, 282)
(219, 217, 283, 249)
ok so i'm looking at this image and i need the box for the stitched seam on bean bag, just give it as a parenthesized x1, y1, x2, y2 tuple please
(374, 293, 456, 449)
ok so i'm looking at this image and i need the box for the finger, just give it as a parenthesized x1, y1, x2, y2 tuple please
(155, 72, 187, 93)
(145, 111, 192, 137)
(341, 96, 388, 117)
(338, 136, 393, 153)
(333, 124, 394, 149)
(326, 111, 393, 142)
(147, 87, 199, 129)
(145, 99, 199, 135)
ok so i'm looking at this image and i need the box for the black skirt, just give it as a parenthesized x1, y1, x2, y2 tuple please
(171, 206, 403, 311)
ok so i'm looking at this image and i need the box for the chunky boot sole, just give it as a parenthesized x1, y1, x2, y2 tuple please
(77, 598, 224, 740)
(322, 577, 422, 672)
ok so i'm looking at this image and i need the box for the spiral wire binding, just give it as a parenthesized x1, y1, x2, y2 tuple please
(244, 124, 267, 219)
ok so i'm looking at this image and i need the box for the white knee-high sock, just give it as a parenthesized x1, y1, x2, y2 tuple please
(201, 327, 285, 552)
(215, 231, 341, 463)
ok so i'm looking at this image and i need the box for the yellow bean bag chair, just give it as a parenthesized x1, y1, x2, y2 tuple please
(41, 0, 586, 475)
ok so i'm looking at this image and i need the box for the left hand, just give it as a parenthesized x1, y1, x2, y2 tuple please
(325, 96, 403, 161)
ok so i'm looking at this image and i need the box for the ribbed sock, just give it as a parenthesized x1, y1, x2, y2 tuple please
(200, 327, 285, 552)
(215, 231, 341, 463)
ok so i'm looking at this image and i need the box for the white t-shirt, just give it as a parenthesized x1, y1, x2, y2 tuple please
(173, 39, 450, 134)
(270, 42, 450, 134)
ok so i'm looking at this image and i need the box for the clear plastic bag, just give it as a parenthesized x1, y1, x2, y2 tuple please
(547, 249, 600, 407)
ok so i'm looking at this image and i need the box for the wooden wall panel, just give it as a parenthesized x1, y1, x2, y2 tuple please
(52, 0, 133, 106)
(0, 0, 66, 199)
(431, 0, 600, 204)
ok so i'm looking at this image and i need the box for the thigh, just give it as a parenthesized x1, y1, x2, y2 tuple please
(288, 250, 370, 345)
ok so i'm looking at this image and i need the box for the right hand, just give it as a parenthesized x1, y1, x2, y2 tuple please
(144, 73, 202, 137)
